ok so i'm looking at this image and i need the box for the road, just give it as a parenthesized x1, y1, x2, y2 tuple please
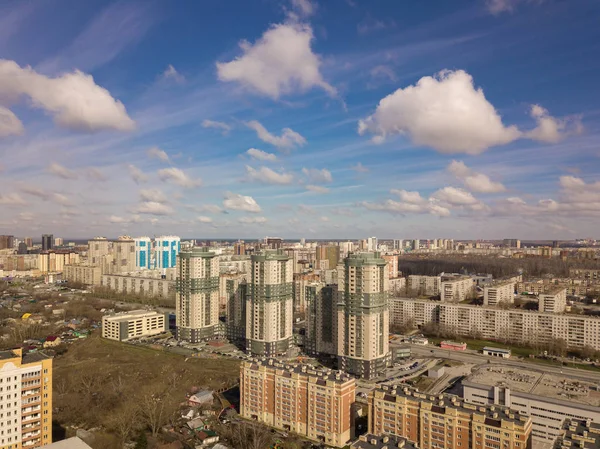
(409, 345, 600, 382)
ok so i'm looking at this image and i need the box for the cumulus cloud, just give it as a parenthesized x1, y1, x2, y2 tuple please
(290, 0, 316, 17)
(245, 165, 294, 185)
(202, 119, 231, 135)
(197, 216, 213, 223)
(216, 21, 335, 99)
(128, 164, 148, 184)
(0, 59, 135, 132)
(139, 188, 168, 203)
(302, 167, 332, 183)
(390, 189, 426, 204)
(0, 105, 24, 137)
(246, 120, 306, 151)
(134, 201, 174, 216)
(161, 64, 185, 83)
(239, 216, 268, 224)
(147, 147, 170, 163)
(47, 162, 77, 180)
(526, 105, 582, 143)
(431, 186, 479, 205)
(223, 192, 262, 213)
(0, 192, 26, 205)
(246, 148, 277, 161)
(358, 70, 521, 154)
(158, 167, 201, 188)
(306, 185, 330, 194)
(361, 199, 450, 217)
(447, 160, 506, 193)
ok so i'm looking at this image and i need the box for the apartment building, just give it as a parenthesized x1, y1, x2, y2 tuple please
(100, 273, 174, 299)
(337, 252, 390, 379)
(305, 283, 336, 356)
(240, 359, 355, 447)
(389, 298, 600, 350)
(246, 250, 294, 356)
(484, 282, 515, 307)
(0, 348, 53, 449)
(352, 434, 417, 449)
(555, 420, 600, 449)
(134, 237, 152, 269)
(87, 237, 110, 266)
(38, 250, 79, 273)
(63, 264, 102, 286)
(224, 273, 248, 346)
(316, 245, 340, 271)
(175, 248, 220, 342)
(101, 310, 168, 341)
(407, 275, 441, 296)
(154, 235, 181, 270)
(112, 237, 136, 273)
(440, 276, 474, 302)
(539, 288, 567, 313)
(463, 365, 600, 445)
(293, 273, 321, 314)
(369, 385, 532, 449)
(382, 255, 399, 279)
(218, 255, 251, 275)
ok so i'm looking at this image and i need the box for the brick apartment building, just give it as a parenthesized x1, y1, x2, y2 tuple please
(240, 358, 356, 447)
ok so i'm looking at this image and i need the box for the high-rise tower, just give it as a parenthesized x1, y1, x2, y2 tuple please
(246, 250, 293, 356)
(175, 248, 220, 342)
(336, 252, 390, 379)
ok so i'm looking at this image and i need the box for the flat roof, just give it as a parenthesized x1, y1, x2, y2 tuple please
(23, 352, 51, 364)
(103, 310, 164, 322)
(352, 434, 417, 449)
(244, 358, 354, 385)
(0, 350, 18, 360)
(467, 365, 600, 407)
(46, 437, 93, 449)
(557, 419, 600, 449)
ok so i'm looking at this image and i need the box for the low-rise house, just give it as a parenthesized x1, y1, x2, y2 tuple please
(196, 430, 219, 446)
(188, 390, 213, 407)
(43, 335, 61, 348)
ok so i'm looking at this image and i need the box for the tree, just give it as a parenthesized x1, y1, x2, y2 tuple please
(109, 402, 141, 445)
(139, 388, 179, 437)
(134, 432, 148, 449)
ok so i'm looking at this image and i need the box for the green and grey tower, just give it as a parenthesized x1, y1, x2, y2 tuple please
(176, 247, 220, 342)
(246, 249, 293, 356)
(336, 252, 390, 379)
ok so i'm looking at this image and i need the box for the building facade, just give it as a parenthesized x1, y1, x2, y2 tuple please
(154, 236, 181, 270)
(316, 245, 340, 271)
(407, 275, 441, 296)
(539, 288, 567, 313)
(175, 248, 220, 342)
(440, 276, 474, 302)
(41, 234, 53, 251)
(246, 250, 294, 356)
(134, 237, 152, 270)
(0, 348, 53, 449)
(63, 264, 102, 286)
(224, 273, 248, 346)
(112, 237, 136, 273)
(484, 282, 515, 307)
(305, 283, 336, 356)
(337, 252, 390, 379)
(293, 272, 321, 314)
(100, 273, 174, 299)
(240, 359, 355, 447)
(101, 310, 168, 341)
(38, 251, 79, 273)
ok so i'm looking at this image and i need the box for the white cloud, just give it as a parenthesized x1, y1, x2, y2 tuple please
(358, 70, 521, 154)
(161, 64, 185, 83)
(290, 0, 316, 17)
(390, 189, 426, 204)
(447, 160, 506, 193)
(0, 105, 24, 137)
(147, 146, 170, 163)
(197, 216, 213, 224)
(194, 204, 224, 214)
(52, 193, 72, 206)
(245, 165, 294, 185)
(351, 162, 369, 173)
(361, 199, 450, 217)
(134, 201, 174, 216)
(559, 175, 590, 190)
(0, 59, 135, 132)
(526, 104, 582, 143)
(246, 120, 306, 151)
(128, 164, 147, 184)
(216, 22, 335, 99)
(239, 216, 267, 224)
(0, 192, 26, 205)
(202, 119, 231, 135)
(306, 185, 330, 194)
(139, 188, 168, 203)
(47, 162, 77, 180)
(247, 148, 277, 161)
(158, 167, 201, 188)
(223, 192, 262, 213)
(432, 186, 479, 205)
(87, 167, 107, 181)
(109, 215, 128, 224)
(302, 167, 332, 183)
(370, 65, 396, 82)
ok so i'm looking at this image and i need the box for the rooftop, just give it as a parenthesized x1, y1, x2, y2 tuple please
(466, 365, 600, 407)
(22, 351, 52, 364)
(556, 419, 600, 449)
(46, 437, 93, 449)
(244, 358, 354, 385)
(0, 350, 18, 360)
(352, 434, 417, 449)
(103, 309, 165, 322)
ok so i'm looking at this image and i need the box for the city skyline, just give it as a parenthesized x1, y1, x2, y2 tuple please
(1, 0, 599, 239)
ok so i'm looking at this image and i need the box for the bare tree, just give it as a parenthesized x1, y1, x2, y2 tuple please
(109, 402, 141, 444)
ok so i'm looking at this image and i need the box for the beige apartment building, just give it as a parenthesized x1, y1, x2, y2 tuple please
(38, 250, 79, 273)
(555, 420, 600, 449)
(305, 283, 336, 356)
(390, 298, 600, 350)
(101, 310, 168, 341)
(463, 365, 600, 445)
(100, 273, 174, 299)
(293, 272, 321, 314)
(440, 276, 474, 302)
(337, 252, 390, 379)
(246, 250, 294, 356)
(484, 281, 516, 306)
(112, 237, 136, 273)
(407, 275, 441, 296)
(382, 255, 399, 279)
(175, 248, 220, 342)
(87, 237, 110, 266)
(369, 385, 532, 449)
(538, 288, 567, 313)
(63, 264, 102, 286)
(240, 359, 356, 448)
(0, 348, 53, 449)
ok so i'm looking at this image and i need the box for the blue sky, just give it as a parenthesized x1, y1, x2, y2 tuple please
(1, 0, 599, 240)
